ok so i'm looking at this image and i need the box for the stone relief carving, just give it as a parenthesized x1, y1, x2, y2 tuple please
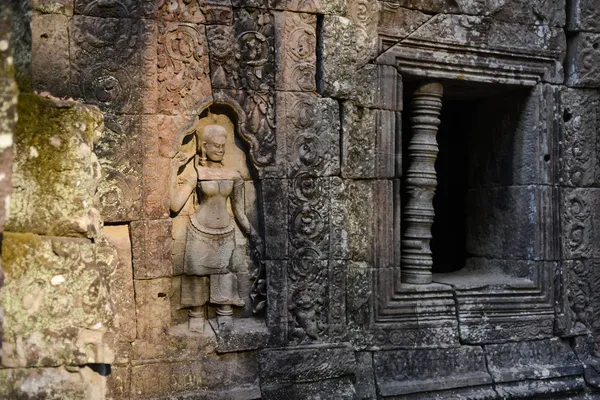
(170, 113, 262, 333)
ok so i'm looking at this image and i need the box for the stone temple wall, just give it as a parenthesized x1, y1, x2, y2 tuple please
(0, 0, 600, 399)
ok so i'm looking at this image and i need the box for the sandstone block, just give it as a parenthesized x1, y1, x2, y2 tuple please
(561, 188, 600, 259)
(378, 3, 431, 42)
(568, 0, 600, 32)
(348, 0, 379, 66)
(352, 64, 403, 111)
(158, 21, 212, 115)
(31, 14, 70, 96)
(96, 114, 143, 222)
(32, 0, 74, 15)
(319, 16, 356, 98)
(131, 219, 173, 279)
(70, 16, 157, 114)
(566, 32, 600, 87)
(0, 366, 107, 400)
(102, 225, 136, 343)
(274, 12, 316, 92)
(141, 115, 171, 219)
(7, 94, 103, 238)
(134, 278, 172, 340)
(270, 0, 346, 14)
(74, 0, 156, 18)
(1, 233, 115, 367)
(107, 365, 131, 400)
(277, 91, 340, 177)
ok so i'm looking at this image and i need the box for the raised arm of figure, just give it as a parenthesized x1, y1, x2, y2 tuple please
(170, 152, 196, 213)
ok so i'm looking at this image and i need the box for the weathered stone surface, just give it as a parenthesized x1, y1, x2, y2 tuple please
(156, 0, 232, 25)
(130, 219, 173, 279)
(96, 114, 143, 222)
(1, 233, 115, 367)
(271, 0, 346, 14)
(485, 338, 583, 383)
(70, 16, 157, 114)
(378, 3, 430, 44)
(209, 317, 269, 353)
(567, 32, 600, 87)
(259, 345, 356, 389)
(158, 21, 211, 116)
(274, 12, 316, 92)
(0, 366, 107, 400)
(319, 16, 356, 98)
(32, 0, 74, 15)
(74, 0, 156, 18)
(562, 260, 600, 342)
(102, 225, 136, 343)
(266, 260, 288, 345)
(373, 347, 491, 397)
(131, 352, 259, 398)
(493, 0, 565, 26)
(466, 186, 537, 260)
(142, 115, 171, 219)
(277, 91, 340, 177)
(342, 104, 396, 179)
(346, 262, 372, 330)
(107, 365, 131, 400)
(568, 0, 600, 32)
(7, 94, 103, 238)
(560, 88, 600, 187)
(352, 64, 402, 111)
(262, 377, 357, 400)
(31, 14, 70, 96)
(354, 351, 376, 400)
(348, 0, 379, 66)
(134, 278, 172, 341)
(262, 180, 288, 259)
(561, 188, 600, 260)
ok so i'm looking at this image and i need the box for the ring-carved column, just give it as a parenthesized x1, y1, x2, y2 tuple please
(401, 82, 443, 284)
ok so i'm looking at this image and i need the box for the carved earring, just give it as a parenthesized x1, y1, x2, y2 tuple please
(199, 143, 207, 166)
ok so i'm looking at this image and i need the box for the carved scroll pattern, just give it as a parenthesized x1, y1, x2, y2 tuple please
(401, 82, 443, 285)
(563, 191, 592, 259)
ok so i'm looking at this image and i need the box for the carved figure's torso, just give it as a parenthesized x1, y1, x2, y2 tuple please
(196, 180, 234, 229)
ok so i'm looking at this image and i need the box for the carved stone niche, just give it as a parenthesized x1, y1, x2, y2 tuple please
(169, 104, 268, 353)
(373, 16, 565, 348)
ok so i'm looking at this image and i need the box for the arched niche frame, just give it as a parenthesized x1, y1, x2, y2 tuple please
(168, 96, 269, 334)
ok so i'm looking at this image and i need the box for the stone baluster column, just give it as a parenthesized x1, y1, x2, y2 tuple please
(401, 82, 443, 284)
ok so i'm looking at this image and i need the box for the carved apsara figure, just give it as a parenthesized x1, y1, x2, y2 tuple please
(171, 119, 261, 332)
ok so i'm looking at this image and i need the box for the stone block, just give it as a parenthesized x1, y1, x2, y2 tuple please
(270, 0, 346, 14)
(157, 0, 232, 24)
(347, 262, 372, 328)
(131, 352, 259, 398)
(485, 338, 583, 382)
(328, 260, 346, 339)
(132, 326, 216, 362)
(74, 0, 156, 18)
(319, 16, 356, 99)
(0, 76, 17, 232)
(373, 347, 491, 397)
(562, 188, 600, 259)
(31, 14, 70, 96)
(493, 0, 565, 26)
(563, 260, 600, 341)
(277, 91, 340, 177)
(107, 365, 131, 400)
(560, 88, 600, 187)
(0, 366, 107, 400)
(567, 32, 600, 87)
(274, 12, 316, 92)
(568, 0, 600, 32)
(354, 351, 376, 400)
(130, 219, 173, 279)
(378, 3, 430, 43)
(207, 8, 274, 92)
(348, 0, 379, 66)
(102, 225, 136, 343)
(1, 233, 115, 367)
(158, 21, 212, 116)
(134, 278, 172, 340)
(7, 94, 103, 238)
(266, 260, 288, 345)
(32, 0, 74, 15)
(345, 181, 373, 262)
(342, 104, 396, 179)
(353, 64, 403, 111)
(262, 179, 288, 259)
(213, 90, 279, 177)
(465, 186, 538, 260)
(70, 16, 157, 114)
(262, 377, 357, 400)
(494, 377, 586, 399)
(96, 114, 143, 222)
(259, 344, 356, 383)
(141, 115, 172, 219)
(209, 317, 269, 353)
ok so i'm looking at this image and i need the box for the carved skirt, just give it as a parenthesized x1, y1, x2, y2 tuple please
(183, 214, 235, 276)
